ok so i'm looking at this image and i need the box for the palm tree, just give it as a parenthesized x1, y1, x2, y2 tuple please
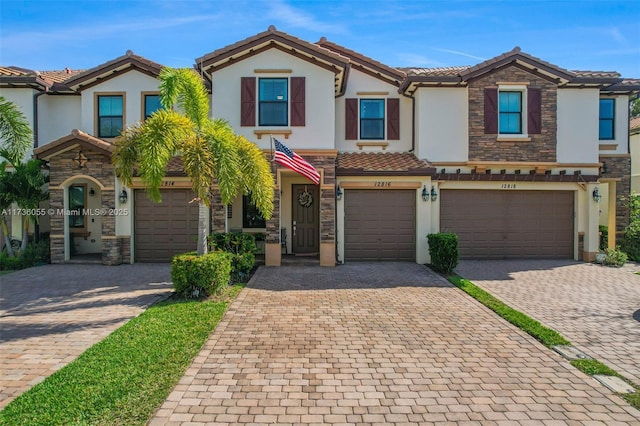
(0, 96, 35, 256)
(113, 68, 274, 255)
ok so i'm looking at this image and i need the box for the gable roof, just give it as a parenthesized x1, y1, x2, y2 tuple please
(316, 38, 406, 87)
(195, 26, 350, 96)
(398, 46, 634, 94)
(631, 116, 640, 135)
(33, 129, 113, 160)
(64, 50, 163, 91)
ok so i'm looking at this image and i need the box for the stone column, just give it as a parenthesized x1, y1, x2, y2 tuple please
(101, 190, 121, 265)
(265, 182, 281, 266)
(49, 188, 65, 263)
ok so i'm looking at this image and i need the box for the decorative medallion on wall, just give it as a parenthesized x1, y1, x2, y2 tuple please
(73, 149, 89, 169)
(298, 187, 313, 208)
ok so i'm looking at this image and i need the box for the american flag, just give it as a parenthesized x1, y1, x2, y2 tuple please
(273, 138, 320, 185)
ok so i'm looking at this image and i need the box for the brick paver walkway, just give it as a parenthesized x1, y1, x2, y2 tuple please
(151, 263, 639, 424)
(0, 264, 172, 408)
(456, 260, 640, 387)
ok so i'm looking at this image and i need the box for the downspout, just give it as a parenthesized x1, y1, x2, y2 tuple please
(401, 90, 416, 153)
(33, 88, 47, 150)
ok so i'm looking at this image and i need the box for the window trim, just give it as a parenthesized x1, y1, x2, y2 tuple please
(498, 90, 523, 135)
(258, 77, 289, 127)
(599, 98, 615, 140)
(495, 85, 529, 137)
(141, 91, 162, 121)
(68, 183, 87, 231)
(94, 92, 126, 139)
(359, 98, 386, 140)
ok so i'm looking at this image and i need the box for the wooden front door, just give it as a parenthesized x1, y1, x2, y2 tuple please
(291, 184, 319, 254)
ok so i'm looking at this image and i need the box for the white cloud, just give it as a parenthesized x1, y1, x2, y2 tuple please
(395, 53, 443, 67)
(267, 0, 347, 34)
(432, 48, 486, 61)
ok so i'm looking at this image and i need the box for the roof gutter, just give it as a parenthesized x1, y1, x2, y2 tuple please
(400, 90, 416, 153)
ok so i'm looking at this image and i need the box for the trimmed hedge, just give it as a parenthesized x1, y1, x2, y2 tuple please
(208, 232, 257, 281)
(427, 233, 459, 274)
(171, 251, 232, 298)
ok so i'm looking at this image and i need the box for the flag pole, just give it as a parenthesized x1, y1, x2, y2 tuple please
(269, 134, 274, 161)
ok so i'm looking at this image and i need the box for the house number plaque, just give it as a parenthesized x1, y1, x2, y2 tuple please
(374, 181, 392, 187)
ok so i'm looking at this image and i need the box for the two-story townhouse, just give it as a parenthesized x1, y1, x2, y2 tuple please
(1, 27, 637, 266)
(631, 116, 640, 194)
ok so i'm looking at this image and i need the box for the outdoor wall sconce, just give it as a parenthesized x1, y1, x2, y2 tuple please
(336, 185, 343, 201)
(430, 186, 438, 202)
(592, 187, 602, 202)
(119, 189, 128, 204)
(89, 187, 95, 197)
(421, 185, 429, 202)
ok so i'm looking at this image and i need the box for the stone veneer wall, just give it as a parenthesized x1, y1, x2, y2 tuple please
(47, 145, 120, 265)
(468, 65, 557, 162)
(601, 155, 632, 233)
(265, 155, 337, 246)
(210, 192, 226, 234)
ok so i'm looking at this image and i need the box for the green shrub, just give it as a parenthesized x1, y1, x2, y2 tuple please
(170, 251, 232, 298)
(208, 232, 257, 281)
(20, 238, 50, 267)
(621, 194, 640, 261)
(598, 225, 608, 251)
(0, 252, 23, 270)
(427, 233, 459, 274)
(602, 247, 627, 267)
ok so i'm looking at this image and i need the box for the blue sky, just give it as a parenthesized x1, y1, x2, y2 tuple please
(1, 0, 639, 77)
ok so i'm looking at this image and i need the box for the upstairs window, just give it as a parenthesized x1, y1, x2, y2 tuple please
(360, 99, 385, 139)
(259, 78, 288, 126)
(499, 91, 522, 134)
(144, 94, 162, 120)
(599, 98, 615, 140)
(97, 95, 124, 138)
(242, 195, 266, 228)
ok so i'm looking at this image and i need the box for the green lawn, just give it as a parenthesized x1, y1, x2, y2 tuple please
(448, 275, 640, 411)
(0, 284, 244, 426)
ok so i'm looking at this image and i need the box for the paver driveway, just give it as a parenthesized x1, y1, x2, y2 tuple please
(456, 260, 640, 386)
(0, 264, 172, 409)
(152, 263, 639, 425)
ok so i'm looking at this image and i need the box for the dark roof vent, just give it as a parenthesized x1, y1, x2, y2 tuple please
(126, 49, 134, 56)
(268, 25, 276, 32)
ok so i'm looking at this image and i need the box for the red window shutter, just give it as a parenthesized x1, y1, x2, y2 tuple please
(345, 98, 358, 140)
(484, 88, 498, 134)
(290, 77, 305, 126)
(387, 98, 400, 140)
(527, 87, 542, 134)
(240, 77, 256, 127)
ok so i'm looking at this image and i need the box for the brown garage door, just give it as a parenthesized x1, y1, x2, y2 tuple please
(344, 190, 416, 261)
(134, 189, 199, 262)
(440, 190, 573, 259)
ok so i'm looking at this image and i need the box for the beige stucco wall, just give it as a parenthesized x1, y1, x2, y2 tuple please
(211, 48, 336, 150)
(38, 95, 81, 145)
(414, 87, 468, 162)
(606, 95, 630, 155)
(80, 71, 161, 135)
(557, 89, 599, 163)
(335, 69, 412, 153)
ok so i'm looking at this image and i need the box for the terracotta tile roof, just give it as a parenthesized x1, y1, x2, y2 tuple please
(0, 66, 32, 76)
(197, 26, 348, 70)
(631, 116, 640, 132)
(461, 46, 574, 81)
(316, 38, 406, 83)
(133, 156, 186, 177)
(337, 152, 435, 175)
(572, 70, 621, 79)
(64, 50, 163, 91)
(40, 69, 84, 83)
(34, 129, 113, 159)
(398, 66, 470, 77)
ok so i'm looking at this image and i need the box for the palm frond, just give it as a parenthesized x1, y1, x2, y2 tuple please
(180, 135, 216, 206)
(0, 97, 32, 164)
(112, 124, 142, 187)
(235, 136, 275, 220)
(159, 68, 209, 129)
(203, 120, 242, 204)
